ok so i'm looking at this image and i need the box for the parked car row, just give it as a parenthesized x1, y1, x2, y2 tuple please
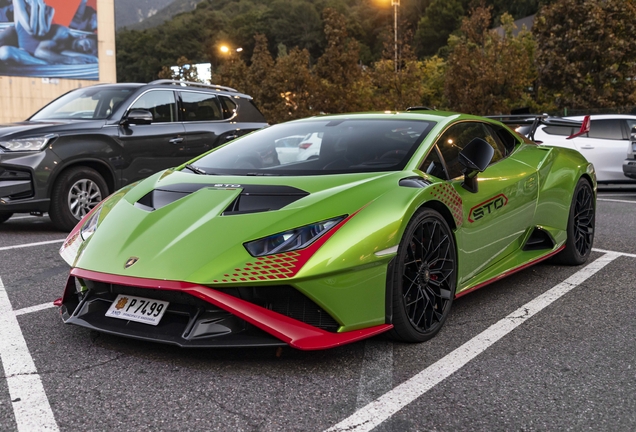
(2, 82, 635, 233)
(520, 114, 636, 184)
(0, 80, 268, 230)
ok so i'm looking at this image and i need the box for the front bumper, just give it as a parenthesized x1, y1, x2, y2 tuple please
(59, 268, 392, 350)
(623, 159, 636, 179)
(0, 150, 60, 213)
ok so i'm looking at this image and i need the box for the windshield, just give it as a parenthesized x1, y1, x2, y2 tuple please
(30, 87, 137, 121)
(189, 119, 435, 176)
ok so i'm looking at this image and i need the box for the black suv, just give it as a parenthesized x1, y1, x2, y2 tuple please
(0, 80, 267, 230)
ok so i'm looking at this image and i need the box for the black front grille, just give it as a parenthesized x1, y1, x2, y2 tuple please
(0, 168, 33, 200)
(219, 285, 340, 332)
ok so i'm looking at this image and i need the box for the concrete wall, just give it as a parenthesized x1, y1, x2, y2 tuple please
(0, 0, 116, 123)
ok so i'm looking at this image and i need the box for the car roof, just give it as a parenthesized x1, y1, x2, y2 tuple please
(288, 110, 467, 123)
(567, 114, 636, 120)
(72, 82, 252, 99)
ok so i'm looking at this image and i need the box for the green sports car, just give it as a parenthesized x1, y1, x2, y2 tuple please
(57, 111, 596, 350)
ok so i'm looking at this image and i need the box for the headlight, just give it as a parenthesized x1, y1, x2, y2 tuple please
(80, 206, 102, 241)
(244, 216, 346, 257)
(0, 134, 57, 152)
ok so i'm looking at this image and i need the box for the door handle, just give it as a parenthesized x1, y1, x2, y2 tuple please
(580, 145, 594, 149)
(169, 137, 184, 145)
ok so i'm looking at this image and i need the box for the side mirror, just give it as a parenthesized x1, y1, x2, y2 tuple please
(123, 109, 153, 125)
(458, 137, 494, 193)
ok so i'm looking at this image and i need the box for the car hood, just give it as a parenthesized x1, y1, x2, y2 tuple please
(0, 120, 106, 139)
(70, 169, 405, 284)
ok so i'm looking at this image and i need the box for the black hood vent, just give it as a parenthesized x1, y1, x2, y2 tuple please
(222, 185, 309, 215)
(134, 183, 308, 213)
(135, 183, 210, 211)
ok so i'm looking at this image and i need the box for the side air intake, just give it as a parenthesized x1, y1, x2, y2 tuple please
(522, 227, 556, 251)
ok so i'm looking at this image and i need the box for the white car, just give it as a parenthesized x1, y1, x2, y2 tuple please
(274, 135, 305, 164)
(296, 132, 323, 161)
(532, 114, 636, 183)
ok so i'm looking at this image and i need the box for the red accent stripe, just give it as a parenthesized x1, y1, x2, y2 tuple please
(454, 245, 565, 299)
(69, 268, 392, 350)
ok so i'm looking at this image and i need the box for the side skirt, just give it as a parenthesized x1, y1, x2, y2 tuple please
(455, 245, 565, 299)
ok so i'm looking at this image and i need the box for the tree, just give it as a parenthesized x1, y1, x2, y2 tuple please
(445, 6, 537, 115)
(313, 8, 369, 113)
(414, 0, 465, 57)
(269, 47, 318, 123)
(158, 56, 204, 82)
(534, 0, 636, 109)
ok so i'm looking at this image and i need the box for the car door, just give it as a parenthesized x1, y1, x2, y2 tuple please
(179, 91, 240, 156)
(571, 119, 628, 182)
(118, 89, 187, 185)
(423, 121, 538, 284)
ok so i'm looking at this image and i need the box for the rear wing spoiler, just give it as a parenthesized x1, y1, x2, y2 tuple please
(486, 114, 591, 142)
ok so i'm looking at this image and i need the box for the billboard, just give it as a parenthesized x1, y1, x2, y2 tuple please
(0, 0, 98, 80)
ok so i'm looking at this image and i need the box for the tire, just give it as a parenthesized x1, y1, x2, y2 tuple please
(49, 167, 108, 232)
(552, 177, 595, 266)
(388, 208, 457, 343)
(0, 213, 13, 223)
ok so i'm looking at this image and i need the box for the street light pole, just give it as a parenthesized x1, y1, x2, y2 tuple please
(392, 0, 400, 72)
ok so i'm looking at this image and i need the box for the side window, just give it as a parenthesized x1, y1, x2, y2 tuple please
(588, 119, 623, 140)
(491, 125, 519, 154)
(181, 92, 223, 121)
(420, 145, 448, 179)
(129, 90, 176, 123)
(625, 120, 636, 139)
(219, 96, 237, 120)
(436, 122, 505, 179)
(543, 126, 574, 136)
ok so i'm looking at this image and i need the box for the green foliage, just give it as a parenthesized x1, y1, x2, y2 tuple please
(444, 7, 536, 115)
(158, 56, 204, 82)
(414, 0, 464, 57)
(115, 0, 632, 120)
(533, 0, 636, 109)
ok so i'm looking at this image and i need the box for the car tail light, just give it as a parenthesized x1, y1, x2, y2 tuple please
(298, 143, 312, 149)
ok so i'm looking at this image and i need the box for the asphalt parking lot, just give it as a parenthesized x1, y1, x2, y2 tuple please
(1, 186, 635, 432)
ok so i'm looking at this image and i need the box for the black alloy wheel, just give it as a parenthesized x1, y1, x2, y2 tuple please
(553, 177, 595, 265)
(389, 208, 457, 342)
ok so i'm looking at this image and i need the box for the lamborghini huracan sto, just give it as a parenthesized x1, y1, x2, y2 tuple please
(57, 111, 596, 350)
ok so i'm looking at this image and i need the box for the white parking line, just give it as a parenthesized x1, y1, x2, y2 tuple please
(597, 198, 636, 204)
(593, 248, 636, 258)
(0, 239, 65, 252)
(0, 277, 59, 432)
(326, 252, 621, 432)
(14, 302, 56, 317)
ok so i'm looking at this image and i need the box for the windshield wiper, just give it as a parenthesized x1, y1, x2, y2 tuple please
(184, 164, 207, 175)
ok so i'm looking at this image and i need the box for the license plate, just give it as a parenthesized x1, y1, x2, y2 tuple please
(105, 294, 169, 326)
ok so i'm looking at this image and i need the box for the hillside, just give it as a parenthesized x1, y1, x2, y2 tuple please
(115, 0, 206, 30)
(114, 0, 174, 29)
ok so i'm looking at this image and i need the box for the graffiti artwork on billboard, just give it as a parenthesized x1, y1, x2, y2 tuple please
(0, 0, 98, 80)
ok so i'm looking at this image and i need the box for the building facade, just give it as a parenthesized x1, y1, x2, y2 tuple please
(0, 0, 116, 123)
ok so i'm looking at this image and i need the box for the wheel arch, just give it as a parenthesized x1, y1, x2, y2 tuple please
(416, 199, 458, 232)
(49, 159, 116, 196)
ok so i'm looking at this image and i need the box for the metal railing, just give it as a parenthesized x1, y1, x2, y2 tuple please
(148, 79, 238, 93)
